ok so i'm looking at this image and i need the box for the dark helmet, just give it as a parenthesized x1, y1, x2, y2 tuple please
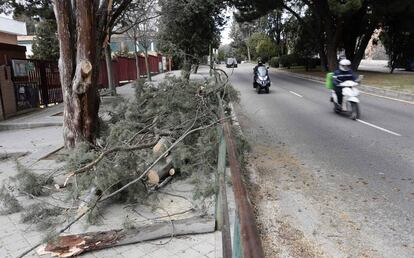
(258, 59, 263, 65)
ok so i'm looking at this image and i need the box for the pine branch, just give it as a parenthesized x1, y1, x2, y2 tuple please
(99, 116, 230, 203)
(16, 195, 101, 258)
(64, 136, 161, 185)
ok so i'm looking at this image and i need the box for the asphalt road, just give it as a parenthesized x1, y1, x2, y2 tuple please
(226, 63, 414, 257)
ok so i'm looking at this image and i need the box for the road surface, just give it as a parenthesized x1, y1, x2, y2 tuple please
(226, 63, 414, 257)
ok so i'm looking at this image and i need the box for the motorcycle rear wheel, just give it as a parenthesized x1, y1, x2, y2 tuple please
(350, 102, 360, 120)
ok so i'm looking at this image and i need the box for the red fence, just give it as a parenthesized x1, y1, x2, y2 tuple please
(7, 54, 169, 112)
(98, 54, 166, 88)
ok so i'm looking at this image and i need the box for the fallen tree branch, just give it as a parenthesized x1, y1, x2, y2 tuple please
(64, 136, 160, 186)
(18, 189, 76, 210)
(16, 195, 102, 258)
(99, 117, 230, 203)
(36, 215, 215, 257)
(127, 115, 159, 144)
(128, 207, 195, 223)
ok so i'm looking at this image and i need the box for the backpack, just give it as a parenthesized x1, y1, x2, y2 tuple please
(326, 72, 334, 89)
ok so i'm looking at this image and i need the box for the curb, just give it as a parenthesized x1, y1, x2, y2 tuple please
(0, 151, 29, 160)
(0, 122, 63, 131)
(229, 103, 244, 137)
(275, 69, 414, 103)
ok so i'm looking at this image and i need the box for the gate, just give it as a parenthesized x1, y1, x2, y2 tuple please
(10, 58, 62, 111)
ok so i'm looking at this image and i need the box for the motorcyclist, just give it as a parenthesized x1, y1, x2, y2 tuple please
(253, 59, 265, 83)
(333, 59, 357, 107)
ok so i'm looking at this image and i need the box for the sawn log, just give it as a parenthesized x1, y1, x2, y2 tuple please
(147, 155, 175, 185)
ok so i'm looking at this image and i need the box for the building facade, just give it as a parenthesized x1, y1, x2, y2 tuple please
(0, 17, 27, 65)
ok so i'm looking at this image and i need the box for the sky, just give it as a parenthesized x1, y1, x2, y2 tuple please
(220, 7, 234, 46)
(0, 13, 12, 18)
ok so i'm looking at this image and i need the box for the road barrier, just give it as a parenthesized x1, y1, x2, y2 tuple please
(216, 91, 264, 258)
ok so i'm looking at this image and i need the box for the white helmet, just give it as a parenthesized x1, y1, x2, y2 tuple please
(339, 59, 351, 72)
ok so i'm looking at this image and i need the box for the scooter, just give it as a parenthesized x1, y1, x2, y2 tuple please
(331, 77, 361, 120)
(253, 66, 271, 94)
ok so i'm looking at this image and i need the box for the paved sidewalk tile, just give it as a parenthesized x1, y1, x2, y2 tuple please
(174, 247, 204, 258)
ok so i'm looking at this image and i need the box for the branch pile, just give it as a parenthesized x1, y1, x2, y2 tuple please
(4, 74, 239, 258)
(63, 76, 238, 204)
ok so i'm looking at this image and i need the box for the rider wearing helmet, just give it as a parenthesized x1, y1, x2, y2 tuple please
(253, 59, 265, 83)
(333, 59, 357, 106)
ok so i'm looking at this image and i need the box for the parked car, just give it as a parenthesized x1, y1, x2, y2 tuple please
(226, 58, 238, 68)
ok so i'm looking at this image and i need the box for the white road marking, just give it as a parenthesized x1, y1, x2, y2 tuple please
(356, 119, 402, 137)
(289, 91, 303, 98)
(360, 91, 414, 105)
(276, 70, 414, 105)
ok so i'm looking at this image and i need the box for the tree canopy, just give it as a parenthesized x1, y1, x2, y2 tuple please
(31, 19, 59, 60)
(158, 0, 226, 72)
(227, 0, 414, 71)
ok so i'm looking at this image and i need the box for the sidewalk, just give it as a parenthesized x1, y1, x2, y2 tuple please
(0, 68, 226, 258)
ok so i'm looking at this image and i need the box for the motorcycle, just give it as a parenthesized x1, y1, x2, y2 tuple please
(253, 66, 271, 94)
(331, 76, 362, 120)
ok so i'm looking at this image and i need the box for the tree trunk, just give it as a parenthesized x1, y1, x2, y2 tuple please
(135, 52, 140, 79)
(105, 44, 116, 95)
(209, 44, 213, 76)
(318, 46, 328, 72)
(352, 29, 375, 71)
(54, 0, 101, 149)
(144, 48, 151, 81)
(182, 55, 191, 80)
(326, 43, 337, 71)
(247, 44, 251, 63)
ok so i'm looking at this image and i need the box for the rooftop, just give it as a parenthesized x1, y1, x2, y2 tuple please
(0, 17, 27, 36)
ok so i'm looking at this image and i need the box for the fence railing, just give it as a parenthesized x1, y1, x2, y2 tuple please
(216, 91, 265, 258)
(10, 58, 62, 110)
(6, 54, 170, 113)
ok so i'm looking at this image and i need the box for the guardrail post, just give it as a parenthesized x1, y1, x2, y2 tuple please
(233, 212, 242, 258)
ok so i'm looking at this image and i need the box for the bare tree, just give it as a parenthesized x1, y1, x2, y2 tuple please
(53, 0, 133, 148)
(110, 0, 160, 86)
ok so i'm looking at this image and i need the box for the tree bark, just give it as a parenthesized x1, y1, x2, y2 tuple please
(246, 44, 252, 63)
(144, 48, 151, 81)
(351, 28, 375, 71)
(182, 55, 191, 80)
(209, 44, 213, 76)
(134, 35, 141, 79)
(105, 44, 116, 95)
(55, 0, 101, 148)
(147, 155, 175, 185)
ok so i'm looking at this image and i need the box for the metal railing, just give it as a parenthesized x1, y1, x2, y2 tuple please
(216, 93, 264, 258)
